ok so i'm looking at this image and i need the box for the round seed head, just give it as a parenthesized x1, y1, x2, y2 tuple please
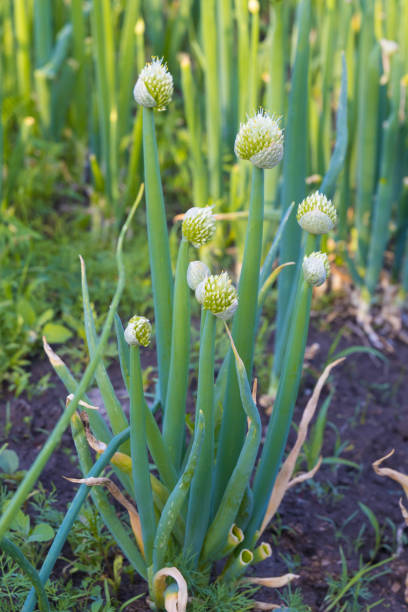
(124, 315, 152, 347)
(196, 272, 238, 320)
(187, 261, 210, 290)
(133, 57, 173, 111)
(302, 251, 330, 287)
(182, 206, 216, 247)
(234, 110, 284, 169)
(296, 191, 337, 234)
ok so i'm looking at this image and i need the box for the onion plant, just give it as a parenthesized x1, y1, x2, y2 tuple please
(3, 59, 346, 611)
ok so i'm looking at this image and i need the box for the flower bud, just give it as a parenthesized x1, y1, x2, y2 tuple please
(182, 206, 216, 247)
(187, 261, 210, 290)
(296, 191, 337, 235)
(302, 251, 330, 287)
(133, 57, 173, 111)
(124, 315, 152, 347)
(195, 272, 238, 320)
(234, 110, 284, 169)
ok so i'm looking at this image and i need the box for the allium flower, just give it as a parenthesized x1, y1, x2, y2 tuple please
(296, 191, 337, 234)
(133, 57, 173, 111)
(234, 110, 284, 169)
(124, 316, 152, 347)
(302, 251, 330, 287)
(187, 261, 210, 290)
(182, 206, 216, 248)
(195, 272, 238, 320)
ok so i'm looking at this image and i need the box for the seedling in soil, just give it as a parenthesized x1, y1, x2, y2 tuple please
(323, 548, 392, 612)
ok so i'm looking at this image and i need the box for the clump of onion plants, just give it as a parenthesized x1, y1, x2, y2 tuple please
(3, 58, 342, 612)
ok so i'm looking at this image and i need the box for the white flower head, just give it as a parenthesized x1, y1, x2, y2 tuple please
(124, 315, 152, 347)
(133, 57, 173, 111)
(302, 251, 330, 287)
(234, 110, 284, 169)
(195, 272, 238, 320)
(187, 261, 210, 290)
(297, 191, 337, 235)
(182, 206, 216, 248)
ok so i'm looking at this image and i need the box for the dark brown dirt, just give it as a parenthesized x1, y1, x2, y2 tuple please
(2, 317, 408, 611)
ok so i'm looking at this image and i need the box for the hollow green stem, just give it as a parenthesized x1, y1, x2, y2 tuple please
(179, 55, 208, 203)
(118, 0, 140, 141)
(130, 346, 156, 565)
(163, 239, 191, 470)
(201, 0, 221, 199)
(275, 0, 311, 381)
(184, 311, 216, 561)
(247, 274, 313, 545)
(33, 0, 52, 68)
(355, 7, 380, 271)
(153, 411, 205, 573)
(201, 325, 261, 563)
(143, 107, 174, 404)
(264, 1, 285, 210)
(114, 315, 178, 489)
(70, 0, 87, 135)
(213, 165, 264, 509)
(14, 0, 31, 100)
(80, 257, 129, 446)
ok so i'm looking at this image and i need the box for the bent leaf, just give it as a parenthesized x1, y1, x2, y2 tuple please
(259, 358, 344, 536)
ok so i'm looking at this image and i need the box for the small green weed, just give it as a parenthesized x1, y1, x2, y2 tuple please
(188, 582, 259, 612)
(322, 548, 392, 611)
(277, 585, 312, 611)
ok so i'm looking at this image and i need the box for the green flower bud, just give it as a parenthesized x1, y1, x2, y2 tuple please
(187, 261, 210, 290)
(133, 57, 173, 111)
(296, 191, 337, 235)
(234, 110, 284, 169)
(195, 272, 238, 320)
(182, 206, 216, 248)
(302, 251, 330, 287)
(124, 315, 152, 347)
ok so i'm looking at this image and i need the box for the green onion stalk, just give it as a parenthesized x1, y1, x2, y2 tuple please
(355, 3, 380, 272)
(273, 0, 311, 396)
(363, 54, 403, 303)
(264, 0, 286, 212)
(179, 53, 208, 203)
(244, 195, 336, 549)
(213, 110, 284, 508)
(133, 58, 174, 404)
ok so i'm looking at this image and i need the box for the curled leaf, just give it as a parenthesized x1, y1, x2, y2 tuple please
(153, 567, 188, 612)
(372, 450, 408, 498)
(373, 450, 408, 525)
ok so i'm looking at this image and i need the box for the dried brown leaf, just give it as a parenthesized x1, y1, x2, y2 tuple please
(242, 573, 299, 588)
(65, 476, 144, 556)
(66, 394, 99, 411)
(372, 450, 408, 498)
(287, 457, 323, 489)
(259, 358, 344, 536)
